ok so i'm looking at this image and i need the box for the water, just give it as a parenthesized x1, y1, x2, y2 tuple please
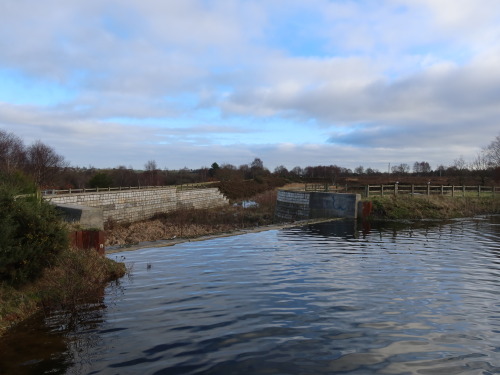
(1, 217, 500, 374)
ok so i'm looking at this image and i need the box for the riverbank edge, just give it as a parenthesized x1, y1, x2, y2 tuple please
(106, 218, 342, 254)
(364, 195, 500, 221)
(106, 195, 500, 253)
(0, 248, 126, 337)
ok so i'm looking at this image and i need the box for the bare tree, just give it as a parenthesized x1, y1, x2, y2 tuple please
(413, 161, 432, 174)
(143, 160, 160, 186)
(484, 133, 500, 167)
(391, 163, 410, 175)
(469, 152, 491, 185)
(249, 158, 267, 179)
(0, 129, 26, 173)
(25, 140, 66, 187)
(290, 166, 303, 178)
(273, 165, 289, 177)
(354, 166, 364, 175)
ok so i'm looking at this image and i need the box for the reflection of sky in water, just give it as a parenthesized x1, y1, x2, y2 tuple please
(1, 217, 500, 374)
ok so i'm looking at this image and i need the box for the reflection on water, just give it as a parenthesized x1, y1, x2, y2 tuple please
(1, 216, 500, 374)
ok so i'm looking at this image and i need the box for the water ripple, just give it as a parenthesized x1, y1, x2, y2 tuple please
(2, 217, 500, 374)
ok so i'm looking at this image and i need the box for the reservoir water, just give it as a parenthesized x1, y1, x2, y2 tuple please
(1, 216, 500, 374)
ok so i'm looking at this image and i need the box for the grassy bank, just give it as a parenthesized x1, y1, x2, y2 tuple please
(0, 247, 126, 336)
(366, 195, 500, 220)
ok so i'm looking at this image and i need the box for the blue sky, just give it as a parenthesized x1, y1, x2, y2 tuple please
(1, 0, 500, 171)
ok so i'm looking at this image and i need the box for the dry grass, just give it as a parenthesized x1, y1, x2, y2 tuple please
(0, 247, 126, 336)
(106, 190, 279, 247)
(368, 195, 500, 220)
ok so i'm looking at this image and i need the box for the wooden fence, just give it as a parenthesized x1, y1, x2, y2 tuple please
(303, 183, 499, 198)
(365, 184, 499, 198)
(41, 181, 219, 196)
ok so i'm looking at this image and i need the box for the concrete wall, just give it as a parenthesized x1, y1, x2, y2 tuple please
(54, 203, 104, 230)
(45, 187, 229, 224)
(275, 190, 361, 221)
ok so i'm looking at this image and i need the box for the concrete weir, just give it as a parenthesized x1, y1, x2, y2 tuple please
(275, 190, 361, 221)
(45, 187, 229, 224)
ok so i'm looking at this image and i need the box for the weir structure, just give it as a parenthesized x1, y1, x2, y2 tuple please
(275, 189, 361, 221)
(44, 186, 229, 230)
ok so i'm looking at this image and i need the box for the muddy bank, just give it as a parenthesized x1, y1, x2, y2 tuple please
(106, 218, 339, 253)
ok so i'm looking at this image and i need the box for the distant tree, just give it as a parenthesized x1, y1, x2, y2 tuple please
(250, 158, 264, 170)
(469, 153, 490, 171)
(391, 163, 410, 175)
(249, 158, 268, 179)
(209, 162, 220, 178)
(435, 164, 446, 177)
(453, 156, 467, 171)
(143, 160, 161, 186)
(290, 166, 303, 178)
(484, 133, 500, 167)
(24, 140, 66, 187)
(89, 172, 113, 188)
(0, 130, 26, 173)
(354, 166, 364, 175)
(365, 167, 379, 175)
(413, 161, 432, 174)
(451, 156, 469, 185)
(216, 163, 241, 181)
(238, 164, 251, 179)
(469, 153, 491, 185)
(111, 166, 138, 187)
(145, 160, 157, 172)
(273, 165, 289, 177)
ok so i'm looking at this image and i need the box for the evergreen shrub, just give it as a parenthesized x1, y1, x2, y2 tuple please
(0, 172, 68, 286)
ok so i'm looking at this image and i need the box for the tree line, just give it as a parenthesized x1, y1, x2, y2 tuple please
(1, 129, 500, 190)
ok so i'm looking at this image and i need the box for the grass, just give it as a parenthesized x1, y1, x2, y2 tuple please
(0, 247, 126, 336)
(367, 195, 500, 220)
(105, 189, 279, 247)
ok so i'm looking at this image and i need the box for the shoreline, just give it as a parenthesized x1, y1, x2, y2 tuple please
(106, 218, 341, 254)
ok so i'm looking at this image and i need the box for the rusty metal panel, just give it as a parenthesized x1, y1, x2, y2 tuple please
(69, 230, 106, 255)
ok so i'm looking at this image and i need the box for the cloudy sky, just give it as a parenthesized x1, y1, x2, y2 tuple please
(1, 0, 499, 171)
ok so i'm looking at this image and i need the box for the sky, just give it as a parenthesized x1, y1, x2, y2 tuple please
(1, 0, 500, 172)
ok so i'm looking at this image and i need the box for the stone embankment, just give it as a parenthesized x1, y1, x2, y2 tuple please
(44, 187, 229, 225)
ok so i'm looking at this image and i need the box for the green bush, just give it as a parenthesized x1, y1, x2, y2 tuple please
(89, 172, 113, 188)
(0, 172, 68, 286)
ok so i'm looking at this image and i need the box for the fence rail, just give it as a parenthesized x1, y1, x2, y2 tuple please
(365, 184, 499, 197)
(41, 181, 219, 196)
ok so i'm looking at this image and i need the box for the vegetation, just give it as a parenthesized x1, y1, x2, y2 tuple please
(106, 189, 279, 247)
(1, 129, 499, 335)
(0, 172, 68, 286)
(2, 129, 500, 190)
(0, 170, 126, 336)
(0, 246, 126, 335)
(366, 195, 500, 221)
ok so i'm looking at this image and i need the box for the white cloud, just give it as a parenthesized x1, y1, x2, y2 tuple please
(0, 0, 499, 171)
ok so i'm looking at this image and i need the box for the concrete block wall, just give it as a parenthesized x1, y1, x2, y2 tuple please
(275, 190, 311, 221)
(275, 190, 361, 221)
(45, 187, 229, 223)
